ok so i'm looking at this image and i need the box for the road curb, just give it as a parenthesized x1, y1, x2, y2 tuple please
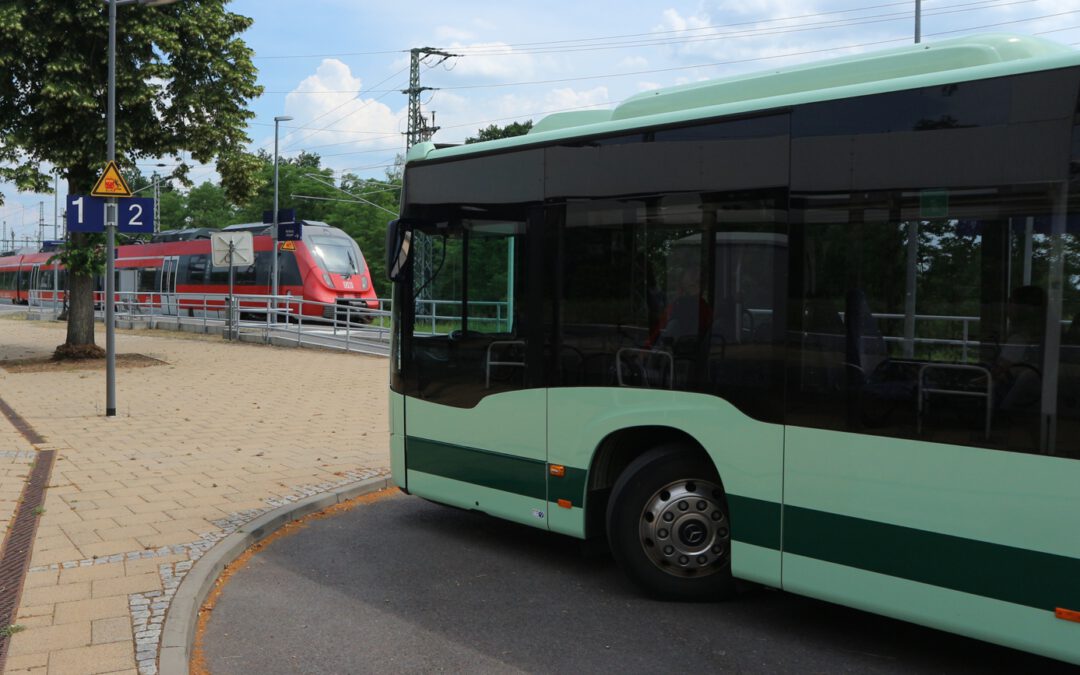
(159, 475, 391, 675)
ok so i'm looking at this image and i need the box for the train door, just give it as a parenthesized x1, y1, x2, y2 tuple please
(118, 267, 136, 311)
(28, 264, 40, 306)
(161, 256, 179, 315)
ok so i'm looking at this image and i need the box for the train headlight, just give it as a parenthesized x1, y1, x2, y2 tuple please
(361, 276, 369, 291)
(322, 272, 334, 288)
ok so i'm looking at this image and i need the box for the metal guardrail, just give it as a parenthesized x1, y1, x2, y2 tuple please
(25, 290, 393, 357)
(23, 291, 1069, 363)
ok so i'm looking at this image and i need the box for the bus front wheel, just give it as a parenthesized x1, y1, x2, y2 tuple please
(606, 445, 734, 600)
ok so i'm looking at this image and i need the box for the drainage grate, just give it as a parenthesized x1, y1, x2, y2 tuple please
(0, 395, 53, 673)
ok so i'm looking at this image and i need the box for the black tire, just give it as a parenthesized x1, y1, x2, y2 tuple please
(606, 444, 734, 601)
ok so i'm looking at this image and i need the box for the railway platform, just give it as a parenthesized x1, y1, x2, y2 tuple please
(0, 315, 390, 675)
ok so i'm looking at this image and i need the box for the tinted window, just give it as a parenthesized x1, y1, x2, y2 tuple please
(792, 79, 1010, 138)
(555, 189, 787, 422)
(279, 251, 302, 287)
(406, 150, 544, 206)
(792, 71, 1078, 192)
(182, 255, 208, 285)
(789, 185, 1078, 459)
(137, 267, 158, 293)
(546, 115, 788, 199)
(399, 205, 536, 408)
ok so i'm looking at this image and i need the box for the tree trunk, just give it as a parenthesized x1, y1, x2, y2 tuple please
(57, 173, 103, 358)
(65, 231, 98, 347)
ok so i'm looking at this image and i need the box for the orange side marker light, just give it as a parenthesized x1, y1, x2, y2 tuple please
(557, 499, 572, 509)
(1056, 608, 1080, 623)
(549, 464, 566, 477)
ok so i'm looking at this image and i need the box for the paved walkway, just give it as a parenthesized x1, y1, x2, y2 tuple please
(0, 316, 389, 675)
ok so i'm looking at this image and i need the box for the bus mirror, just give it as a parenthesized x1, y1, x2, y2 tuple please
(386, 219, 413, 282)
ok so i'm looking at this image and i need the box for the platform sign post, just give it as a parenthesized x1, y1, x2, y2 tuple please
(211, 232, 254, 340)
(90, 160, 133, 418)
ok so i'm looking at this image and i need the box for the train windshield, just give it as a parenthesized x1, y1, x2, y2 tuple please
(309, 235, 364, 275)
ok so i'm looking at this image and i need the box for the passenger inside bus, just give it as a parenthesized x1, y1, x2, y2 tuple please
(994, 285, 1046, 412)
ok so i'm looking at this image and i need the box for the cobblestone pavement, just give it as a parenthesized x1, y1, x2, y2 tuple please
(0, 316, 390, 675)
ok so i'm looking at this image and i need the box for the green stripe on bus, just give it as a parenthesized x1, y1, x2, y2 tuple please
(548, 467, 588, 508)
(783, 505, 1080, 612)
(408, 437, 1079, 611)
(727, 494, 782, 550)
(408, 436, 548, 501)
(406, 437, 602, 510)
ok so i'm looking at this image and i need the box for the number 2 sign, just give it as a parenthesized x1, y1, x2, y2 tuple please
(66, 195, 155, 234)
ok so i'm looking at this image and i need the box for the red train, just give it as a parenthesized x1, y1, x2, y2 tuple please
(0, 221, 379, 319)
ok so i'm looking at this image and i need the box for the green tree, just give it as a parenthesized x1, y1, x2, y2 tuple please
(157, 186, 186, 231)
(464, 121, 533, 144)
(185, 181, 236, 229)
(233, 151, 339, 225)
(0, 0, 262, 357)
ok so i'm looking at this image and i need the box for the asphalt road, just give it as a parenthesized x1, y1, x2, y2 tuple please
(201, 492, 1075, 675)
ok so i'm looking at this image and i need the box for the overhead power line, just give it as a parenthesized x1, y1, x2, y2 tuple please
(251, 0, 1035, 62)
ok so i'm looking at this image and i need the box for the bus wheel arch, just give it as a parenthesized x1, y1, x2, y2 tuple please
(601, 440, 734, 600)
(585, 426, 715, 538)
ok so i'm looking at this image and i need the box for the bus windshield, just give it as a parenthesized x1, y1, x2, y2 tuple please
(310, 236, 364, 275)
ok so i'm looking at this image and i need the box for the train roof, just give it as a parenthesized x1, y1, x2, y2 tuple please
(405, 33, 1080, 165)
(221, 220, 333, 235)
(151, 228, 214, 242)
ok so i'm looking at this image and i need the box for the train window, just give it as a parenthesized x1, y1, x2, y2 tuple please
(138, 267, 158, 293)
(210, 262, 256, 285)
(255, 251, 271, 286)
(183, 255, 208, 284)
(279, 251, 302, 286)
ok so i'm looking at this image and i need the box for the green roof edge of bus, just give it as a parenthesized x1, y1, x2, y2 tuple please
(408, 33, 1079, 164)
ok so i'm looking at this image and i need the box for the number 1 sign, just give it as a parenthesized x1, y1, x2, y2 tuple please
(66, 195, 155, 234)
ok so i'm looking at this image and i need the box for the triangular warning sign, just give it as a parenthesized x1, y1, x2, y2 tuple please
(91, 161, 133, 197)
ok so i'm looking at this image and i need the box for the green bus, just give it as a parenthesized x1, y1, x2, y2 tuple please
(386, 34, 1080, 664)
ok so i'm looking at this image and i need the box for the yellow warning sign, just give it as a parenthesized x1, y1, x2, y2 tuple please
(90, 161, 133, 197)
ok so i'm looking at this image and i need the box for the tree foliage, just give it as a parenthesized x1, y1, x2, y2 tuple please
(0, 0, 263, 201)
(0, 0, 263, 351)
(464, 121, 533, 144)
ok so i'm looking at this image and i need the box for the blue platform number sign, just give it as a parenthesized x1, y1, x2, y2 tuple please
(66, 195, 154, 234)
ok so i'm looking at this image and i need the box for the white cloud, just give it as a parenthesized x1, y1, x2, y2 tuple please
(279, 60, 406, 174)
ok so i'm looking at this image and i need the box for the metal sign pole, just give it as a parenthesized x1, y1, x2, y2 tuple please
(228, 241, 235, 341)
(105, 0, 118, 417)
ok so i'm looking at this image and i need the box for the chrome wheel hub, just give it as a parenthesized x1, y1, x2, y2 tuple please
(639, 479, 729, 578)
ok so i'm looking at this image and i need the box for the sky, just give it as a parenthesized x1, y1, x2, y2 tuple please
(2, 0, 1078, 244)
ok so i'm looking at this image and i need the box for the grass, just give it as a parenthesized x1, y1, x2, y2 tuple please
(0, 624, 25, 637)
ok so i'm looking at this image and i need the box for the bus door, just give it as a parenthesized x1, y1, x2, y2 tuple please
(160, 256, 179, 315)
(401, 212, 549, 530)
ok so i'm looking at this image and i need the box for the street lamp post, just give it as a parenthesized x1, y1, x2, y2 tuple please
(271, 115, 293, 314)
(103, 0, 178, 417)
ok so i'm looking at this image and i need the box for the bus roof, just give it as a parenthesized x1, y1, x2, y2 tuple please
(407, 33, 1080, 165)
